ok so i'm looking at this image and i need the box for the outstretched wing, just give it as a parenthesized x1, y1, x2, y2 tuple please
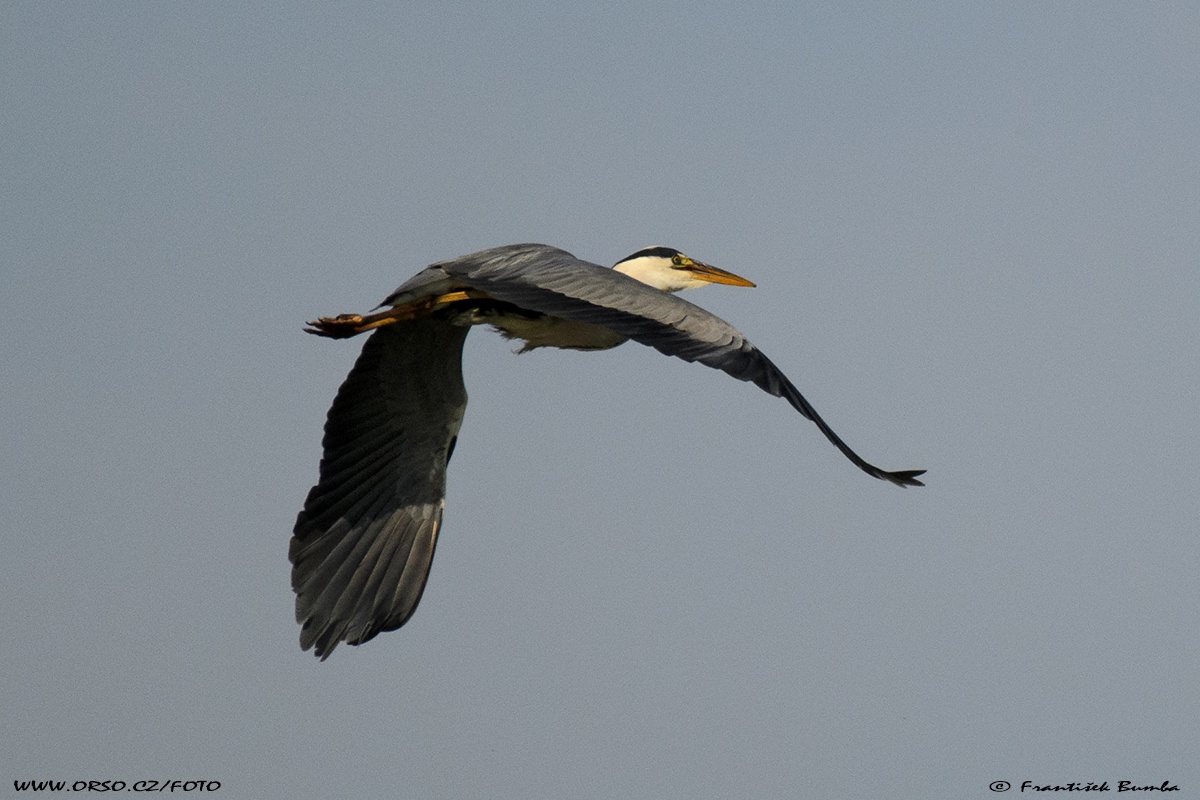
(291, 319, 470, 659)
(438, 244, 923, 487)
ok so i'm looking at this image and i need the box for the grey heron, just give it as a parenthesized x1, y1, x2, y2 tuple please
(293, 243, 923, 659)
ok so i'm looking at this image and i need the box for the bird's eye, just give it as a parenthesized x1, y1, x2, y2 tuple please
(671, 254, 684, 267)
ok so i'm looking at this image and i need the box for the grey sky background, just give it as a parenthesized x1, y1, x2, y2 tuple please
(4, 2, 1198, 798)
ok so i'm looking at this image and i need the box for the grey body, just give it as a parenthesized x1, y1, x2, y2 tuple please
(293, 243, 922, 659)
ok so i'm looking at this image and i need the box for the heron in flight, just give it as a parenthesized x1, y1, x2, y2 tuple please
(293, 243, 923, 658)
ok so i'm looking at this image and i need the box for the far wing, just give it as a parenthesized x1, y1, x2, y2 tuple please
(291, 319, 470, 659)
(439, 244, 923, 486)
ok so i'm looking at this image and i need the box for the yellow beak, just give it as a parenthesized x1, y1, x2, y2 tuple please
(685, 261, 757, 287)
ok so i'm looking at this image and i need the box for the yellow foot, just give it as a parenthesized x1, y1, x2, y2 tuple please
(304, 290, 491, 338)
(304, 303, 430, 337)
(305, 314, 371, 338)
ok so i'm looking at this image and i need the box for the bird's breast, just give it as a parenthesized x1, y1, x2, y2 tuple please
(483, 312, 628, 353)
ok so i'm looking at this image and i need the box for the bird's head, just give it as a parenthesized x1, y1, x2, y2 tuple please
(612, 246, 756, 293)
